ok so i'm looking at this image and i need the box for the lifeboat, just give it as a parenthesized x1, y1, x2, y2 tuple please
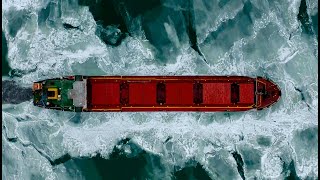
(32, 76, 281, 112)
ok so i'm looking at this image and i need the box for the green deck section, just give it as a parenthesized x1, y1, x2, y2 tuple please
(46, 79, 74, 107)
(33, 78, 76, 111)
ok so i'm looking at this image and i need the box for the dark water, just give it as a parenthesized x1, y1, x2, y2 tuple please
(174, 163, 212, 180)
(63, 139, 211, 179)
(284, 161, 300, 180)
(231, 151, 245, 180)
(297, 0, 313, 35)
(66, 154, 150, 180)
(311, 13, 318, 39)
(78, 0, 129, 46)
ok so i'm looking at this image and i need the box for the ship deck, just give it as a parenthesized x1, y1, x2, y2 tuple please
(85, 76, 256, 112)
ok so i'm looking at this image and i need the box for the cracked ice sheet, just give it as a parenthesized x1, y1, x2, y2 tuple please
(2, 131, 82, 180)
(2, 100, 317, 179)
(2, 0, 318, 179)
(61, 105, 317, 178)
(3, 126, 60, 180)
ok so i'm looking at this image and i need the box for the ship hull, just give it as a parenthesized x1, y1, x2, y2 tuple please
(33, 76, 281, 112)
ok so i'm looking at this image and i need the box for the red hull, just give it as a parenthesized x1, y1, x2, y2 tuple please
(82, 76, 280, 112)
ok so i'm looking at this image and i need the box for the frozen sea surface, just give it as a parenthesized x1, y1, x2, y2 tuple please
(2, 0, 318, 179)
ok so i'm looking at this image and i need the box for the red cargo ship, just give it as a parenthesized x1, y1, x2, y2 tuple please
(33, 76, 281, 112)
